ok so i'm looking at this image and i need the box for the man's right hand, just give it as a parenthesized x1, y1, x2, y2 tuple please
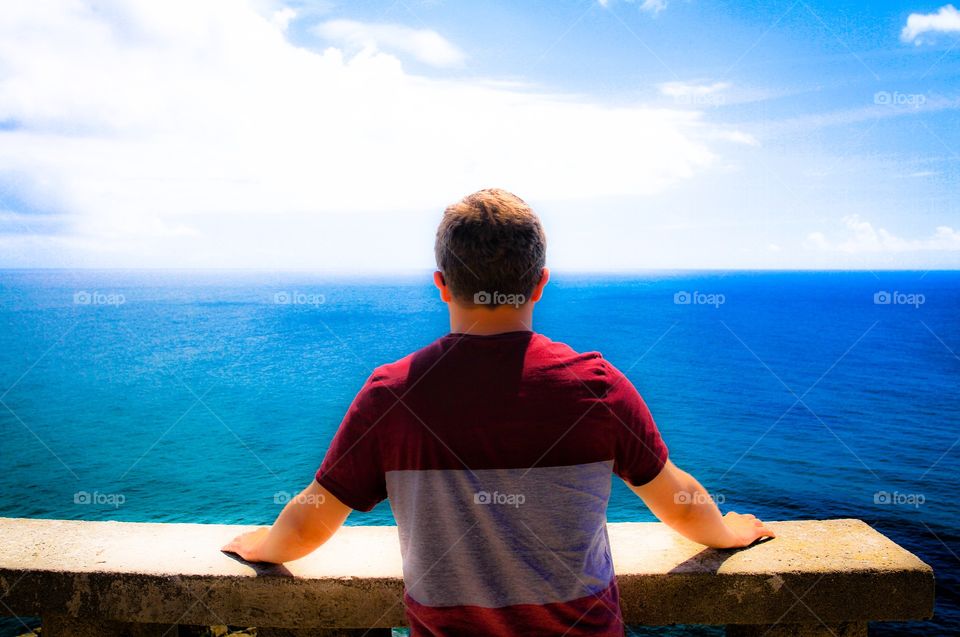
(720, 511, 776, 548)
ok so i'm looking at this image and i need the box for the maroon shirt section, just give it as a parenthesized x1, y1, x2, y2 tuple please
(404, 579, 624, 637)
(316, 330, 668, 513)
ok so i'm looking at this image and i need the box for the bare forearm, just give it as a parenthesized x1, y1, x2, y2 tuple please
(658, 473, 737, 548)
(627, 460, 774, 549)
(251, 499, 335, 563)
(222, 481, 351, 564)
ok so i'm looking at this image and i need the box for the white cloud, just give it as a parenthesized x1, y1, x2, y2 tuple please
(707, 130, 759, 146)
(659, 81, 731, 98)
(639, 0, 669, 14)
(901, 4, 960, 44)
(804, 215, 960, 253)
(659, 81, 731, 108)
(0, 0, 738, 267)
(312, 19, 466, 68)
(271, 7, 297, 31)
(598, 0, 669, 13)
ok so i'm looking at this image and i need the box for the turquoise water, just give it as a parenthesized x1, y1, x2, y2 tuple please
(0, 270, 957, 635)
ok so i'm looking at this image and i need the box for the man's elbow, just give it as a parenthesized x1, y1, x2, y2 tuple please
(631, 464, 700, 526)
(654, 499, 696, 527)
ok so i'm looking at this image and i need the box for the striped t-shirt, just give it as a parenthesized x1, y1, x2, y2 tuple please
(315, 330, 669, 636)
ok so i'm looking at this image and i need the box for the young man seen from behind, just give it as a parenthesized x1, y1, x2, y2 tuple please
(224, 188, 775, 636)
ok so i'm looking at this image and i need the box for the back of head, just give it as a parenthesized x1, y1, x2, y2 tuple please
(435, 188, 546, 308)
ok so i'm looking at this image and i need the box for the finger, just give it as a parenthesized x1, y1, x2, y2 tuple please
(221, 536, 242, 552)
(755, 525, 776, 539)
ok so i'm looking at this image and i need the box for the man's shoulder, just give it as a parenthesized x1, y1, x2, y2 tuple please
(363, 336, 447, 390)
(527, 332, 619, 380)
(366, 354, 415, 392)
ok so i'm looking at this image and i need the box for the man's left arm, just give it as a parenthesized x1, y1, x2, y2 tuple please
(222, 480, 351, 564)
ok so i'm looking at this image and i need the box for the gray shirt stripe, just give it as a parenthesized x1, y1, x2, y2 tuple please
(386, 460, 615, 608)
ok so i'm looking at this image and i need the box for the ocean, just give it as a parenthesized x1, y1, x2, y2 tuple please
(0, 269, 957, 635)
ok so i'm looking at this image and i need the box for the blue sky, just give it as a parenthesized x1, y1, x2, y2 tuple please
(0, 0, 958, 270)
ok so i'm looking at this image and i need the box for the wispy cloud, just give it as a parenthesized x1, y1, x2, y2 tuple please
(638, 0, 669, 13)
(598, 0, 669, 14)
(706, 130, 759, 146)
(901, 4, 960, 44)
(659, 81, 731, 107)
(752, 94, 960, 137)
(805, 215, 960, 253)
(312, 19, 466, 68)
(659, 81, 731, 98)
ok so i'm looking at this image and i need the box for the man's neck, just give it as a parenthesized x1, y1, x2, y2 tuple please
(448, 305, 535, 335)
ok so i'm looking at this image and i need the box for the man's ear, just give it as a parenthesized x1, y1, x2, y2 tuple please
(433, 271, 453, 303)
(528, 267, 550, 303)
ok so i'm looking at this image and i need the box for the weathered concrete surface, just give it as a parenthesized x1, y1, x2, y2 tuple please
(0, 517, 934, 630)
(609, 519, 934, 626)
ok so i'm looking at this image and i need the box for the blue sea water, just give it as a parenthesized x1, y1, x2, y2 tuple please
(0, 269, 957, 636)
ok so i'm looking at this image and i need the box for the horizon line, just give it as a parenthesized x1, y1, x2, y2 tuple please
(1, 267, 957, 274)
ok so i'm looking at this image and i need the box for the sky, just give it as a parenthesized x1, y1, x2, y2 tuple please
(0, 0, 958, 271)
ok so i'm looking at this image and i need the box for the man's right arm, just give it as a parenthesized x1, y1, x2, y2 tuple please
(626, 460, 775, 549)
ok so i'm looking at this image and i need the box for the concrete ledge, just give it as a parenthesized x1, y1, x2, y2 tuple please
(0, 517, 934, 631)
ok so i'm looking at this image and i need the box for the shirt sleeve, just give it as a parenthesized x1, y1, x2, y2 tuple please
(315, 372, 387, 512)
(602, 360, 669, 486)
